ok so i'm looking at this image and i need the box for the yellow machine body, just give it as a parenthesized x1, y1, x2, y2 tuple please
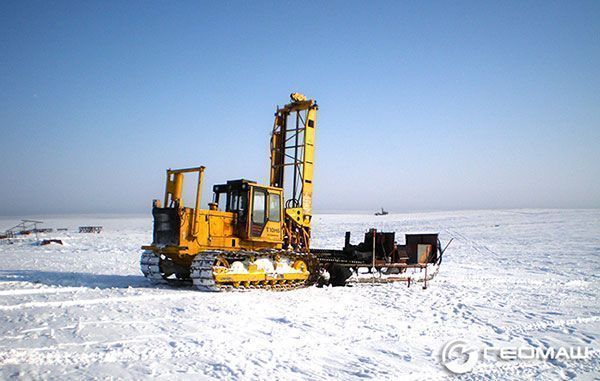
(141, 94, 318, 290)
(143, 169, 285, 265)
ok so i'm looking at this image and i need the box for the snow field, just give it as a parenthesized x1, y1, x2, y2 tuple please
(0, 209, 598, 379)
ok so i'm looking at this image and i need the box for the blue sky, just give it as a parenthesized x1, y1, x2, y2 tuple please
(0, 1, 598, 215)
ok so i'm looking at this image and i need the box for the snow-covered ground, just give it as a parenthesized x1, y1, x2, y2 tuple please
(0, 209, 598, 380)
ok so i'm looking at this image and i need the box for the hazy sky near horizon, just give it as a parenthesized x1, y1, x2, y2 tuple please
(1, 1, 599, 216)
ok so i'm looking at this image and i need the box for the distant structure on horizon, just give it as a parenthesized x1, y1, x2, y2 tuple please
(375, 207, 389, 216)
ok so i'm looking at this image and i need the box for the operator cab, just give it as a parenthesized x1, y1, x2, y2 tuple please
(212, 179, 251, 218)
(212, 179, 283, 240)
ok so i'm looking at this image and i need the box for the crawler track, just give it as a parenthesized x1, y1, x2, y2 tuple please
(140, 251, 190, 286)
(190, 250, 318, 292)
(140, 250, 166, 284)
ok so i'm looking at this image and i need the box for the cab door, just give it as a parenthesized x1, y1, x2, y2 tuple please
(264, 190, 283, 241)
(250, 187, 267, 237)
(249, 186, 283, 242)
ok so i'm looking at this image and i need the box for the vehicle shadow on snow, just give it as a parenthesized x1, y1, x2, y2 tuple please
(0, 270, 189, 290)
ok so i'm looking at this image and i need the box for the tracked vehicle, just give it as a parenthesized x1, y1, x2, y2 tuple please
(141, 93, 318, 291)
(141, 93, 448, 291)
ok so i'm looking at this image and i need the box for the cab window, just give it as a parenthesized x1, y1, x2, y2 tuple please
(268, 193, 281, 222)
(252, 189, 266, 224)
(213, 191, 227, 211)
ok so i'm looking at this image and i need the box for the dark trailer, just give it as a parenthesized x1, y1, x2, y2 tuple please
(311, 229, 447, 288)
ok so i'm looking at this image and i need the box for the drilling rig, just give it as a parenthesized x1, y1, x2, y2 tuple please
(141, 93, 447, 291)
(141, 93, 319, 291)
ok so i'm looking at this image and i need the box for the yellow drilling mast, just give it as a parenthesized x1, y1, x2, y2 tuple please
(270, 92, 317, 250)
(140, 93, 318, 291)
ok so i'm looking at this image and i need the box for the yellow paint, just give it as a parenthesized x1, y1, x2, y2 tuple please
(213, 270, 309, 284)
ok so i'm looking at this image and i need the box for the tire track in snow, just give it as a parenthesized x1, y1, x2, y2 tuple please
(0, 332, 213, 367)
(1, 334, 174, 353)
(499, 316, 600, 337)
(0, 291, 200, 311)
(0, 287, 85, 296)
(0, 317, 175, 342)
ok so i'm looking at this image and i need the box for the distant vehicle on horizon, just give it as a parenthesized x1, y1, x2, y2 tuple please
(375, 207, 388, 216)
